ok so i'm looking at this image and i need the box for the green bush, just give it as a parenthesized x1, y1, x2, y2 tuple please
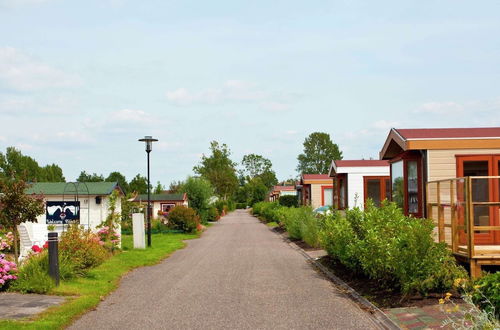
(206, 206, 220, 222)
(320, 212, 360, 270)
(59, 225, 109, 276)
(236, 203, 247, 209)
(278, 195, 298, 207)
(320, 200, 467, 295)
(473, 272, 500, 317)
(10, 253, 55, 294)
(167, 206, 200, 233)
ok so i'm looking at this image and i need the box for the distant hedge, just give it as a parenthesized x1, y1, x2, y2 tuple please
(278, 195, 298, 207)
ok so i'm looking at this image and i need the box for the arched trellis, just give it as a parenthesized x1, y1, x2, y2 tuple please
(62, 182, 90, 231)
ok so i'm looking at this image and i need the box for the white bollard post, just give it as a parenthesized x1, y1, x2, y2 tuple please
(132, 213, 146, 249)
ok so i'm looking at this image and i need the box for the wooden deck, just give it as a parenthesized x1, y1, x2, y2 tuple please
(427, 176, 500, 278)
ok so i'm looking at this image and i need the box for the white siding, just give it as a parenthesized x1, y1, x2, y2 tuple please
(35, 194, 122, 233)
(337, 166, 390, 210)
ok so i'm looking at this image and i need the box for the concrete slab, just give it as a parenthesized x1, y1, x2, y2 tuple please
(0, 292, 67, 320)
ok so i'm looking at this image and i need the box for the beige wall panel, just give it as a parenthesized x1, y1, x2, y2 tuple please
(428, 148, 500, 182)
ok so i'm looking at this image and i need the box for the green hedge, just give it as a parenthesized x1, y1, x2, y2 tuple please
(252, 200, 467, 295)
(320, 200, 467, 295)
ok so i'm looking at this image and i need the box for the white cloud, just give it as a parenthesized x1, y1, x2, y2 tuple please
(0, 94, 79, 115)
(372, 120, 400, 130)
(417, 101, 464, 115)
(261, 101, 290, 112)
(165, 80, 275, 107)
(0, 47, 82, 91)
(0, 0, 52, 8)
(110, 109, 155, 125)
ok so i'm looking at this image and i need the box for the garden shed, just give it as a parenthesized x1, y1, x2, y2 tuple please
(25, 181, 124, 232)
(328, 160, 390, 210)
(133, 193, 188, 217)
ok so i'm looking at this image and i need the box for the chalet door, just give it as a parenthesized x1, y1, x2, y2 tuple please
(494, 156, 500, 244)
(364, 177, 391, 208)
(457, 155, 500, 245)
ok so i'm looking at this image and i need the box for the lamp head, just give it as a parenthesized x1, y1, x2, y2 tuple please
(138, 136, 158, 152)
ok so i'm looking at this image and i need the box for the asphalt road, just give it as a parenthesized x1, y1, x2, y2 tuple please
(70, 210, 379, 330)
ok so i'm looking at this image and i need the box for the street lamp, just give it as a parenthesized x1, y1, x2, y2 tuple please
(138, 135, 158, 247)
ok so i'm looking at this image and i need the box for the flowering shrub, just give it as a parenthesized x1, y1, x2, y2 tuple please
(31, 241, 48, 254)
(97, 226, 121, 252)
(0, 253, 17, 290)
(0, 232, 14, 252)
(59, 225, 108, 276)
(167, 206, 200, 233)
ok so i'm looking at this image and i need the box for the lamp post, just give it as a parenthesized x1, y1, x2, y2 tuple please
(138, 135, 158, 247)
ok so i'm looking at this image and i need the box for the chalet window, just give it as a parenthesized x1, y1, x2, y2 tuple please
(391, 160, 404, 209)
(322, 186, 333, 206)
(161, 203, 175, 212)
(364, 176, 391, 207)
(390, 152, 423, 217)
(336, 175, 347, 209)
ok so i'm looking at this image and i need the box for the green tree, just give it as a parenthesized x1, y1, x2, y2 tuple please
(193, 141, 238, 200)
(297, 132, 343, 174)
(168, 180, 184, 193)
(106, 171, 129, 194)
(0, 147, 65, 182)
(153, 181, 164, 194)
(240, 154, 278, 188)
(40, 164, 65, 182)
(180, 176, 214, 223)
(129, 174, 149, 194)
(77, 171, 104, 182)
(0, 177, 45, 261)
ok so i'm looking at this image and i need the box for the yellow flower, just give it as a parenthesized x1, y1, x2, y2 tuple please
(439, 298, 445, 304)
(474, 285, 481, 290)
(453, 278, 462, 287)
(445, 292, 452, 297)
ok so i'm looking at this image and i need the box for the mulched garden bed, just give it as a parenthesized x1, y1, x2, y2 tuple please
(318, 255, 462, 309)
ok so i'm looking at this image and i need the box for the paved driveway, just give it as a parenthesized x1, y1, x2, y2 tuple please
(70, 210, 378, 329)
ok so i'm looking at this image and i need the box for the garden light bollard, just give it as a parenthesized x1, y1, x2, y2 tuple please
(48, 232, 60, 286)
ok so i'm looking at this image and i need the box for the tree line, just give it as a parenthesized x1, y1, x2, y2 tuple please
(0, 131, 342, 207)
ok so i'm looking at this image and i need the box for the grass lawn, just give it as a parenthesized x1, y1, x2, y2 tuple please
(1, 232, 199, 330)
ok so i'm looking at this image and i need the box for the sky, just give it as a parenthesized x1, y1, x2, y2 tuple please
(1, 0, 500, 186)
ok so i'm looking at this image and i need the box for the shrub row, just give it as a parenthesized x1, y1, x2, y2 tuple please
(252, 202, 321, 248)
(253, 200, 468, 295)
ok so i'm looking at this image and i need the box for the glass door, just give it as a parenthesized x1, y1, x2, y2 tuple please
(364, 176, 391, 208)
(457, 156, 497, 245)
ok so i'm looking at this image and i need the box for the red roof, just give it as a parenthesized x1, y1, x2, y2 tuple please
(302, 174, 330, 180)
(273, 186, 296, 192)
(396, 127, 500, 140)
(334, 160, 389, 167)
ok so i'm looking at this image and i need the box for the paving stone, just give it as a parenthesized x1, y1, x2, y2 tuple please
(0, 293, 66, 320)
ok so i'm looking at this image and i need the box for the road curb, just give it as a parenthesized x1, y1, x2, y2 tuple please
(267, 225, 401, 330)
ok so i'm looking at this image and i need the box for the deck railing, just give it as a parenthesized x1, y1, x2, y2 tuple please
(426, 176, 500, 260)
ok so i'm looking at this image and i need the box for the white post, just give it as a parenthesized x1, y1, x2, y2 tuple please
(132, 213, 145, 249)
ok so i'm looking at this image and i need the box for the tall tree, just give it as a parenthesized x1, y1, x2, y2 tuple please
(168, 180, 184, 193)
(193, 141, 238, 200)
(77, 171, 104, 182)
(240, 154, 278, 188)
(106, 171, 129, 194)
(0, 147, 65, 182)
(129, 174, 149, 194)
(40, 164, 65, 182)
(297, 132, 343, 174)
(0, 178, 45, 261)
(153, 181, 164, 194)
(180, 176, 214, 222)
